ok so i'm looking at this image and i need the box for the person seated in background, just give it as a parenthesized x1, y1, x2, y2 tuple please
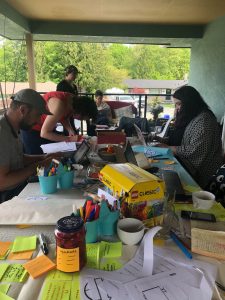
(156, 85, 223, 188)
(21, 91, 97, 155)
(57, 65, 80, 95)
(95, 90, 112, 126)
(0, 89, 60, 202)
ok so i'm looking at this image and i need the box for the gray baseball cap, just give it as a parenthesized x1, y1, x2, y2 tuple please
(13, 89, 52, 115)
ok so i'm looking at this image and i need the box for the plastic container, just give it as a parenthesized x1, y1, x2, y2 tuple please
(85, 219, 99, 243)
(58, 170, 74, 189)
(55, 216, 86, 272)
(38, 175, 57, 194)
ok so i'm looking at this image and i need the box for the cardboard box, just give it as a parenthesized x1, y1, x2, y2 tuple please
(99, 163, 165, 222)
(99, 163, 165, 203)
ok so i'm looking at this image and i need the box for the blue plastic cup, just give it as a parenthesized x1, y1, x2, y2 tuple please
(85, 219, 99, 243)
(38, 175, 57, 194)
(58, 171, 74, 189)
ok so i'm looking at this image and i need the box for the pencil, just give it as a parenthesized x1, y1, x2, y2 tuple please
(170, 231, 192, 259)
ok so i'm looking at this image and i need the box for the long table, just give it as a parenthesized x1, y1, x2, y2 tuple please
(0, 148, 225, 299)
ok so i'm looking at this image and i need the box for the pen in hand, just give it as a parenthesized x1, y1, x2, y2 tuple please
(39, 233, 49, 255)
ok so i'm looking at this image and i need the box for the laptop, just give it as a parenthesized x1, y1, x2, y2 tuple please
(133, 124, 147, 146)
(73, 140, 91, 164)
(161, 169, 192, 203)
(115, 141, 150, 169)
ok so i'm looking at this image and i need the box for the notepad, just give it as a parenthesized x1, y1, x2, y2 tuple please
(23, 255, 56, 279)
(0, 292, 14, 300)
(46, 270, 73, 281)
(0, 284, 10, 294)
(191, 228, 225, 260)
(8, 250, 34, 260)
(0, 242, 12, 257)
(1, 264, 28, 283)
(100, 241, 122, 258)
(11, 236, 37, 253)
(0, 264, 9, 281)
(40, 280, 71, 300)
(100, 258, 122, 271)
(86, 243, 101, 269)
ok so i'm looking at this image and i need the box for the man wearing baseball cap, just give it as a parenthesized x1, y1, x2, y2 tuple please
(0, 88, 57, 202)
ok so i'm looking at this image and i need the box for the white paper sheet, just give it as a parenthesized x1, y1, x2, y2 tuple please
(0, 196, 85, 225)
(40, 141, 76, 153)
(82, 226, 162, 284)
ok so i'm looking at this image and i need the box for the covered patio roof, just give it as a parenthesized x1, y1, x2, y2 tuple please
(1, 0, 225, 47)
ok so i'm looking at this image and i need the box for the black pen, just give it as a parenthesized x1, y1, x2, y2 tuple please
(39, 233, 49, 255)
(216, 281, 225, 292)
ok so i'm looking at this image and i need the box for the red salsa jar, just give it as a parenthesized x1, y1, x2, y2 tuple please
(55, 216, 87, 272)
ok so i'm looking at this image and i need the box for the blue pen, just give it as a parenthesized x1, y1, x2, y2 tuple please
(170, 231, 192, 259)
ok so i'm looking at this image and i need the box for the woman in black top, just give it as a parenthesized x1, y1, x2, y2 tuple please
(57, 65, 79, 95)
(57, 65, 80, 133)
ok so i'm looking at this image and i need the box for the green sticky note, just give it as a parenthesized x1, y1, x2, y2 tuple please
(100, 258, 123, 271)
(1, 264, 28, 283)
(0, 291, 14, 300)
(100, 241, 122, 258)
(70, 273, 80, 300)
(0, 284, 10, 294)
(40, 280, 71, 300)
(46, 270, 73, 281)
(86, 243, 100, 269)
(0, 264, 9, 281)
(11, 236, 37, 253)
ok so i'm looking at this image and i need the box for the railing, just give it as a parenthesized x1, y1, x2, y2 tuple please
(0, 92, 174, 119)
(78, 93, 173, 118)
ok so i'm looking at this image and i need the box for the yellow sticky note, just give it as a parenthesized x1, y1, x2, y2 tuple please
(0, 284, 10, 294)
(100, 258, 122, 271)
(11, 236, 37, 253)
(16, 224, 33, 229)
(86, 243, 100, 269)
(1, 264, 28, 283)
(40, 280, 71, 300)
(46, 270, 73, 281)
(8, 250, 34, 260)
(70, 273, 80, 300)
(0, 291, 14, 300)
(163, 160, 175, 165)
(56, 246, 79, 273)
(24, 255, 55, 279)
(0, 242, 12, 257)
(100, 241, 122, 258)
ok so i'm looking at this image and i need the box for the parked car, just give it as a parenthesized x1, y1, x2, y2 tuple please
(108, 95, 138, 107)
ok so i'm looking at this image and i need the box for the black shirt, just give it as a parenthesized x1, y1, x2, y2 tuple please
(57, 80, 78, 95)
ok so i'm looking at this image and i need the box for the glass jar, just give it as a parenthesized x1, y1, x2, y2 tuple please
(55, 216, 86, 272)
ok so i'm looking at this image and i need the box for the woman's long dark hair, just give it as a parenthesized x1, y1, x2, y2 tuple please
(173, 85, 211, 128)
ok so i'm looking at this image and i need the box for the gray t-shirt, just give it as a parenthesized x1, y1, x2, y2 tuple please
(0, 114, 24, 179)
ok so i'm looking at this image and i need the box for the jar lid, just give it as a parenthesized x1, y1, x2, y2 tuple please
(56, 216, 84, 233)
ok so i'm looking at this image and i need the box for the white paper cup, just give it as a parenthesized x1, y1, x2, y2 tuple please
(192, 191, 215, 210)
(117, 218, 145, 245)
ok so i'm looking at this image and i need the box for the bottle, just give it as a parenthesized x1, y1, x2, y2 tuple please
(55, 216, 86, 272)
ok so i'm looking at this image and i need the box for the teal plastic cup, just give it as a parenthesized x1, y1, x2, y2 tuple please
(38, 175, 57, 194)
(99, 210, 120, 236)
(85, 219, 99, 243)
(58, 171, 74, 189)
